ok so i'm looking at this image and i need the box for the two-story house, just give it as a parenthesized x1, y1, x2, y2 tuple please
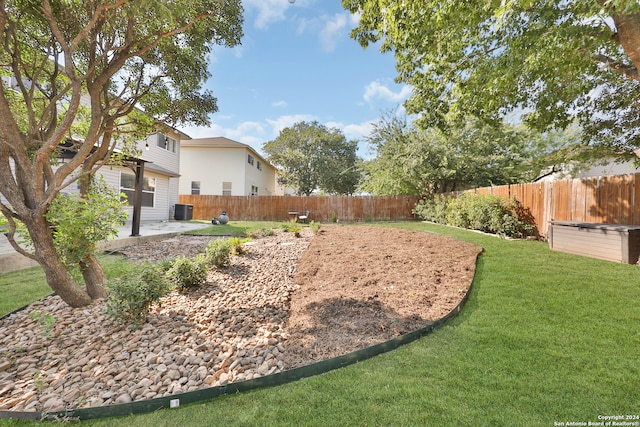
(2, 72, 188, 222)
(92, 127, 190, 221)
(179, 137, 284, 196)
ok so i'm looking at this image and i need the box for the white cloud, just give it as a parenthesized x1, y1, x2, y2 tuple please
(349, 11, 361, 26)
(272, 100, 288, 108)
(343, 121, 375, 141)
(266, 114, 316, 136)
(319, 13, 347, 52)
(295, 12, 353, 52)
(363, 81, 413, 104)
(244, 0, 291, 29)
(232, 46, 244, 59)
(324, 120, 372, 141)
(324, 119, 377, 159)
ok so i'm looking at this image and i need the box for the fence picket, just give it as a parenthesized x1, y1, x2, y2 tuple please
(177, 195, 421, 223)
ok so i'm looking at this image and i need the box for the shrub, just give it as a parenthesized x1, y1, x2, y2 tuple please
(413, 194, 451, 224)
(261, 227, 275, 237)
(105, 263, 173, 328)
(166, 255, 208, 291)
(503, 198, 538, 237)
(414, 193, 537, 238)
(281, 221, 302, 234)
(228, 237, 251, 255)
(309, 220, 321, 235)
(205, 238, 233, 268)
(45, 175, 128, 267)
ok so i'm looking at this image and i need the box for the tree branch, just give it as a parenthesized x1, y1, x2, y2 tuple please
(0, 203, 37, 261)
(592, 52, 639, 80)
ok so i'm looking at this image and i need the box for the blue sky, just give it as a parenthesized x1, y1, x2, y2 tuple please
(180, 0, 412, 159)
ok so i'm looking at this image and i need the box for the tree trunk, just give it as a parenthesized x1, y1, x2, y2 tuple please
(27, 216, 92, 307)
(613, 13, 640, 81)
(75, 173, 108, 300)
(80, 255, 109, 299)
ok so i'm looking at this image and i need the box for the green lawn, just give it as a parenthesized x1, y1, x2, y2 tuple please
(1, 222, 639, 426)
(183, 220, 291, 237)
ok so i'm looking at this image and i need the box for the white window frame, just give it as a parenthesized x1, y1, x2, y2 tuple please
(191, 181, 201, 195)
(120, 171, 156, 207)
(222, 181, 232, 196)
(157, 133, 177, 153)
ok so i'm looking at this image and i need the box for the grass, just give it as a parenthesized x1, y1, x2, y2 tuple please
(1, 222, 639, 426)
(0, 266, 49, 317)
(0, 255, 135, 318)
(184, 220, 288, 237)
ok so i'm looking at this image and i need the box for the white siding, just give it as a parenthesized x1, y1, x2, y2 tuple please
(99, 166, 172, 221)
(140, 132, 180, 175)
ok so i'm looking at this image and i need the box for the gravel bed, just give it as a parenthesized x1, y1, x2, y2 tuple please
(0, 229, 313, 412)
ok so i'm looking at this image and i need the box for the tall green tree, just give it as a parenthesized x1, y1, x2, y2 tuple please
(263, 121, 360, 196)
(345, 1, 640, 159)
(360, 113, 561, 196)
(0, 0, 243, 307)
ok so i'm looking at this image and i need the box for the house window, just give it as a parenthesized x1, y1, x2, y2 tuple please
(157, 133, 177, 153)
(257, 161, 263, 171)
(247, 154, 254, 166)
(251, 185, 258, 196)
(120, 172, 155, 207)
(191, 181, 200, 195)
(222, 181, 232, 196)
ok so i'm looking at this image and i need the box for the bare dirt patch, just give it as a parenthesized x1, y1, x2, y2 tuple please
(284, 225, 482, 367)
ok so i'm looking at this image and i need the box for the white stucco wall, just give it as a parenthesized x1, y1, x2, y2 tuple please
(179, 142, 280, 196)
(180, 147, 246, 195)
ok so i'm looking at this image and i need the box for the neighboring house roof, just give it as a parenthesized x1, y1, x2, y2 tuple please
(144, 162, 180, 177)
(181, 137, 274, 170)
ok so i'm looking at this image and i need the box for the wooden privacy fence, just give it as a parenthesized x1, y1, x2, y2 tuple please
(472, 173, 640, 237)
(177, 195, 422, 223)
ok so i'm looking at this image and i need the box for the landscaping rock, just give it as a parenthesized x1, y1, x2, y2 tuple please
(0, 229, 312, 412)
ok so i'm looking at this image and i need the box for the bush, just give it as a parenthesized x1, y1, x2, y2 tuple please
(281, 221, 302, 234)
(105, 263, 173, 328)
(414, 193, 537, 238)
(227, 237, 251, 255)
(205, 238, 233, 268)
(309, 220, 321, 235)
(413, 194, 451, 224)
(166, 255, 208, 291)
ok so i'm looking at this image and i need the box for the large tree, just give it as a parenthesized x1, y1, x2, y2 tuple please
(0, 0, 243, 307)
(263, 121, 360, 196)
(360, 112, 566, 196)
(345, 1, 640, 158)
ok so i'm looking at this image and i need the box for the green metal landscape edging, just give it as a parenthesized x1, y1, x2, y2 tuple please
(0, 255, 479, 422)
